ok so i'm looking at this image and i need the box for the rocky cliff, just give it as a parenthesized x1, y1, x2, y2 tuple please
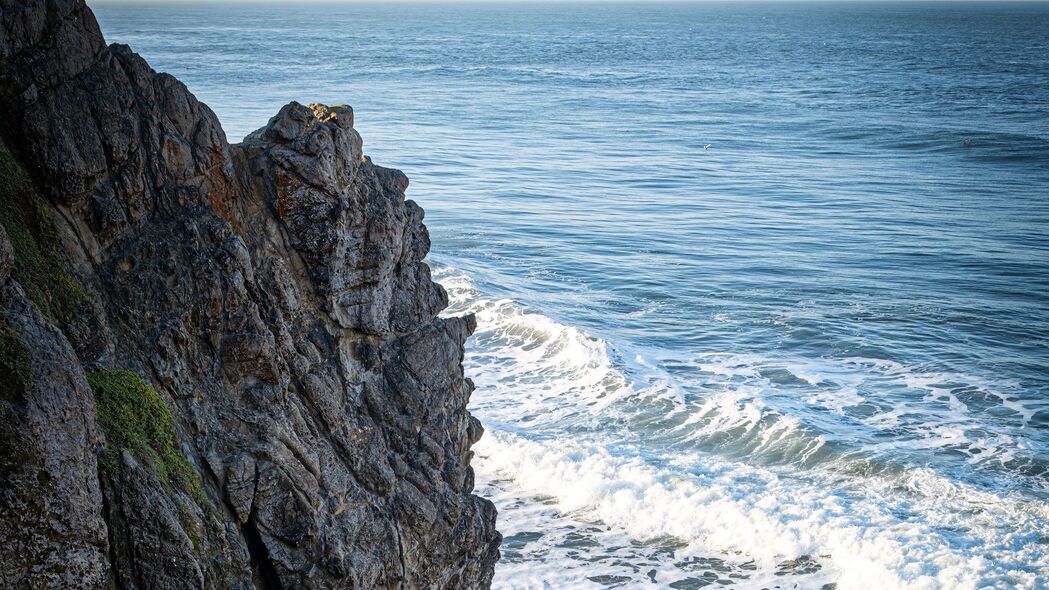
(0, 0, 500, 588)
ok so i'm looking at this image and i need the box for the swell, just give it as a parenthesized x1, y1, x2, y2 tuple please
(436, 266, 1047, 486)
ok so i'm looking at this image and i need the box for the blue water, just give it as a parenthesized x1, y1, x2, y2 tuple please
(95, 2, 1049, 588)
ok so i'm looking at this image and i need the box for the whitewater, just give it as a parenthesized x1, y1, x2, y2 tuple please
(435, 266, 1047, 589)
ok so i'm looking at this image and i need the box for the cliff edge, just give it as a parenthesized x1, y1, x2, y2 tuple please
(0, 1, 500, 588)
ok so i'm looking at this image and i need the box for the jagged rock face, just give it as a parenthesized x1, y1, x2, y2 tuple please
(0, 1, 500, 588)
(238, 102, 448, 337)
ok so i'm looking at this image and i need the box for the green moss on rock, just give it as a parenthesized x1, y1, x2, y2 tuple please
(0, 145, 86, 326)
(0, 321, 31, 402)
(88, 370, 205, 505)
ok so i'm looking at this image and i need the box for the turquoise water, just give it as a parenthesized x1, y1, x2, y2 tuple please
(95, 2, 1049, 588)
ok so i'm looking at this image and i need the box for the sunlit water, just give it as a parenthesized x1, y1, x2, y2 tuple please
(95, 2, 1049, 588)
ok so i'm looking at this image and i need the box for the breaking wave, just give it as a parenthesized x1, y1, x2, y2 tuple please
(435, 265, 1049, 590)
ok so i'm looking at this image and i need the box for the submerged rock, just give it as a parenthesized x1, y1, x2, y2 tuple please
(0, 0, 500, 588)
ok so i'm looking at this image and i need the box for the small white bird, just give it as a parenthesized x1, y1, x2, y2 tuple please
(704, 144, 711, 150)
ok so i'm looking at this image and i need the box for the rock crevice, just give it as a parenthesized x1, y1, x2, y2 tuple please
(0, 1, 500, 588)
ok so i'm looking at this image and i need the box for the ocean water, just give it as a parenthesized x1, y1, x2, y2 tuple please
(93, 2, 1049, 588)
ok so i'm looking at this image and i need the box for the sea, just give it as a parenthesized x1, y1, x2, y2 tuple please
(93, 2, 1049, 588)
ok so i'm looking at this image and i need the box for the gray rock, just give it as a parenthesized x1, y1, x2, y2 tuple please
(0, 263, 109, 588)
(0, 0, 500, 588)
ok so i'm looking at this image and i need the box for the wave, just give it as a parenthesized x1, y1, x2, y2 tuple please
(474, 430, 1048, 590)
(682, 353, 1047, 478)
(434, 264, 1049, 589)
(813, 125, 1049, 166)
(437, 265, 1046, 482)
(436, 266, 680, 428)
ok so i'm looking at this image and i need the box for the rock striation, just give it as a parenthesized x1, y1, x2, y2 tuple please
(0, 1, 500, 588)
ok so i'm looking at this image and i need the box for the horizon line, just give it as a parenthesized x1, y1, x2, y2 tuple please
(90, 0, 1049, 5)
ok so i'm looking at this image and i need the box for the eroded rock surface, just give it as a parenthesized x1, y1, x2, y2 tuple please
(0, 0, 500, 588)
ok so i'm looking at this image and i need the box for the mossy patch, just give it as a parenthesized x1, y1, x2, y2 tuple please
(0, 144, 86, 326)
(88, 370, 205, 505)
(0, 321, 31, 402)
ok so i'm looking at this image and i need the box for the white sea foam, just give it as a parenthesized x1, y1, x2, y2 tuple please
(684, 352, 1048, 472)
(434, 265, 1049, 589)
(475, 430, 1048, 590)
(436, 266, 680, 427)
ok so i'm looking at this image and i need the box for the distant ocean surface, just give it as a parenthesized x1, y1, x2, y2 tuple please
(95, 2, 1049, 588)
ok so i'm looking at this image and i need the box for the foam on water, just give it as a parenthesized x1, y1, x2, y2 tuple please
(435, 266, 1049, 589)
(474, 431, 1048, 590)
(680, 353, 1048, 482)
(436, 267, 678, 429)
(443, 261, 1046, 488)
